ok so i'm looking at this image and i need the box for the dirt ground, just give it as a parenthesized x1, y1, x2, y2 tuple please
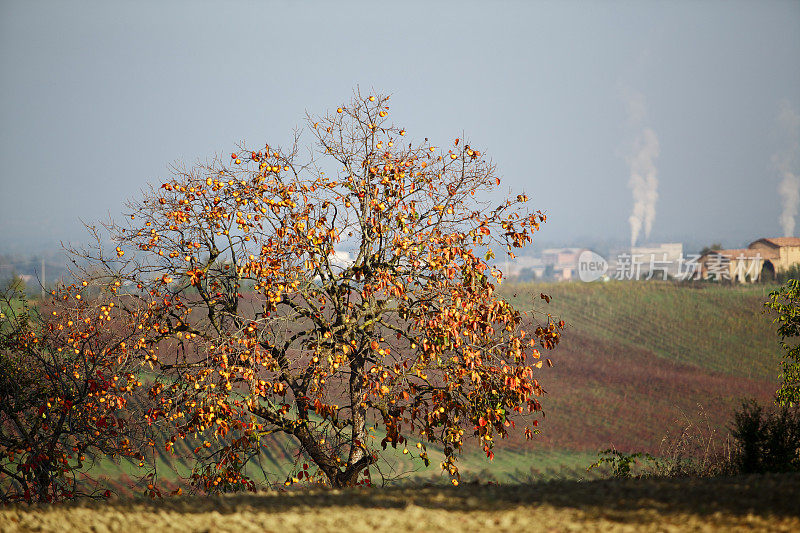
(2, 473, 798, 532)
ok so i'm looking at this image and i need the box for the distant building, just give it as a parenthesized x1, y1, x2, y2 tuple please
(501, 255, 546, 280)
(698, 237, 800, 282)
(603, 243, 684, 280)
(747, 237, 800, 278)
(698, 249, 765, 283)
(629, 243, 684, 279)
(540, 248, 586, 281)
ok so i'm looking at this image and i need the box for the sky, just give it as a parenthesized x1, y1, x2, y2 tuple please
(1, 0, 799, 256)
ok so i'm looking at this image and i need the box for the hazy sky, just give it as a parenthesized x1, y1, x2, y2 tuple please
(1, 0, 799, 254)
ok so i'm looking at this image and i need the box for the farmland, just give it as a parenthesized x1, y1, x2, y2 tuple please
(501, 281, 781, 456)
(3, 279, 795, 531)
(73, 281, 785, 491)
(507, 281, 781, 379)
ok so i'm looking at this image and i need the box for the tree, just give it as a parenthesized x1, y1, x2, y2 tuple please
(0, 282, 146, 502)
(777, 264, 800, 284)
(699, 243, 722, 256)
(766, 278, 800, 406)
(77, 91, 563, 489)
(2, 272, 26, 295)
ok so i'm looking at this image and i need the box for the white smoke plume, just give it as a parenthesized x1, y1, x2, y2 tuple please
(624, 90, 660, 247)
(775, 101, 800, 237)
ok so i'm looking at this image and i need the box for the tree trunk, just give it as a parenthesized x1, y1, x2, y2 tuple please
(34, 463, 51, 502)
(345, 363, 369, 483)
(291, 423, 341, 486)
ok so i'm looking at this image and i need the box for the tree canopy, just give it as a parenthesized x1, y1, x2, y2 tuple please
(56, 91, 562, 490)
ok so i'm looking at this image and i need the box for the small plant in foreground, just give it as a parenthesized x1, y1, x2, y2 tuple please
(587, 449, 657, 479)
(590, 405, 735, 480)
(655, 404, 734, 478)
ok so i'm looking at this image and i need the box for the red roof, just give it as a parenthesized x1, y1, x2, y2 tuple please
(750, 237, 800, 248)
(703, 248, 778, 260)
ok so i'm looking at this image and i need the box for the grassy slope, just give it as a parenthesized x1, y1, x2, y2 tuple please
(505, 281, 780, 380)
(498, 281, 782, 457)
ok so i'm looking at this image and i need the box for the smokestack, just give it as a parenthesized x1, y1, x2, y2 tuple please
(775, 101, 800, 237)
(625, 91, 660, 247)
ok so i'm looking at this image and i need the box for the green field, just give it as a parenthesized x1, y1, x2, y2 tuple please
(88, 411, 601, 496)
(77, 281, 786, 493)
(504, 281, 781, 379)
(0, 296, 30, 322)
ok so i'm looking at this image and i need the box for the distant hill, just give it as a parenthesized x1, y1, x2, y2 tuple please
(499, 281, 781, 456)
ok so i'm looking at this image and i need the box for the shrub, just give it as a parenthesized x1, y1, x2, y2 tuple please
(776, 264, 800, 284)
(730, 399, 800, 474)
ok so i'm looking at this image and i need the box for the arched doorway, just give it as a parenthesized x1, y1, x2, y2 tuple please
(760, 260, 776, 282)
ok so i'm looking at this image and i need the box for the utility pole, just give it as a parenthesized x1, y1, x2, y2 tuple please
(41, 257, 45, 299)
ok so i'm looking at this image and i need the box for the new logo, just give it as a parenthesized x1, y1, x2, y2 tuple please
(578, 250, 608, 282)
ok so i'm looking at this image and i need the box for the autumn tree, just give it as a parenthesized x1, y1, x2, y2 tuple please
(78, 92, 563, 489)
(0, 281, 147, 502)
